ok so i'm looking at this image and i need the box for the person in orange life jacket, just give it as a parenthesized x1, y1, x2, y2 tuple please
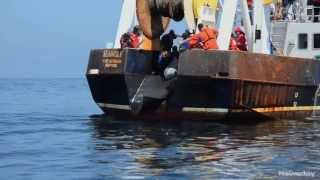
(176, 29, 203, 50)
(229, 32, 240, 51)
(188, 34, 202, 49)
(197, 23, 219, 50)
(130, 25, 143, 48)
(234, 27, 248, 51)
(178, 30, 198, 50)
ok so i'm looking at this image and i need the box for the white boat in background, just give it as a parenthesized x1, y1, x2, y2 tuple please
(271, 1, 320, 59)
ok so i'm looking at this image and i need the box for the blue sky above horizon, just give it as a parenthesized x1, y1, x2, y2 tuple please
(0, 0, 186, 78)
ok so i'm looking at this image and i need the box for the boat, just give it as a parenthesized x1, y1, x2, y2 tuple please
(86, 0, 320, 121)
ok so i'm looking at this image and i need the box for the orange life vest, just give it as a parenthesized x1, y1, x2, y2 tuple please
(198, 27, 219, 50)
(188, 34, 201, 48)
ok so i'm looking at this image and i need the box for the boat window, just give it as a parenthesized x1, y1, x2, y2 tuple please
(298, 34, 308, 49)
(315, 8, 320, 15)
(307, 8, 313, 16)
(314, 34, 320, 49)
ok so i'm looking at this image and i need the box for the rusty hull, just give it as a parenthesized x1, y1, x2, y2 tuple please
(178, 49, 320, 109)
(86, 48, 320, 120)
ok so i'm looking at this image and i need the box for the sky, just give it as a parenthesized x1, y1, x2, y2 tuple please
(0, 0, 186, 78)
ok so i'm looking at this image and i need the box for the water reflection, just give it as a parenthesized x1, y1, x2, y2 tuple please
(88, 116, 320, 178)
(90, 118, 226, 168)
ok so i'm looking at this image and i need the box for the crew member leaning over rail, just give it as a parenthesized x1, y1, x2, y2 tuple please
(190, 23, 219, 50)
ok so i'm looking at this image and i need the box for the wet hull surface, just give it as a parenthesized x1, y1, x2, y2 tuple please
(86, 49, 320, 121)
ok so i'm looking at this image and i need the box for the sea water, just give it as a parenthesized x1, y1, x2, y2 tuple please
(0, 78, 319, 179)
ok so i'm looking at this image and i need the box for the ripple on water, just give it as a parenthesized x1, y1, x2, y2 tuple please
(1, 79, 320, 179)
(87, 118, 320, 178)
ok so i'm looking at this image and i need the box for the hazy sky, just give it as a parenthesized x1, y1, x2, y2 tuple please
(0, 0, 186, 78)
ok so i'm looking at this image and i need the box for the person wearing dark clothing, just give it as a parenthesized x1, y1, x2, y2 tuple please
(161, 30, 177, 51)
(159, 46, 179, 81)
(182, 30, 191, 40)
(180, 30, 192, 50)
(158, 51, 172, 75)
(171, 46, 179, 60)
(119, 25, 142, 48)
(120, 33, 132, 48)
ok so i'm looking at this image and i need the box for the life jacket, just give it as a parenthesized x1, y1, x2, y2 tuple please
(229, 37, 239, 51)
(130, 33, 140, 48)
(188, 34, 201, 48)
(198, 27, 219, 50)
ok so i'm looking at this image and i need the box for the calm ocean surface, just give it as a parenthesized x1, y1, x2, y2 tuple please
(0, 78, 319, 179)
